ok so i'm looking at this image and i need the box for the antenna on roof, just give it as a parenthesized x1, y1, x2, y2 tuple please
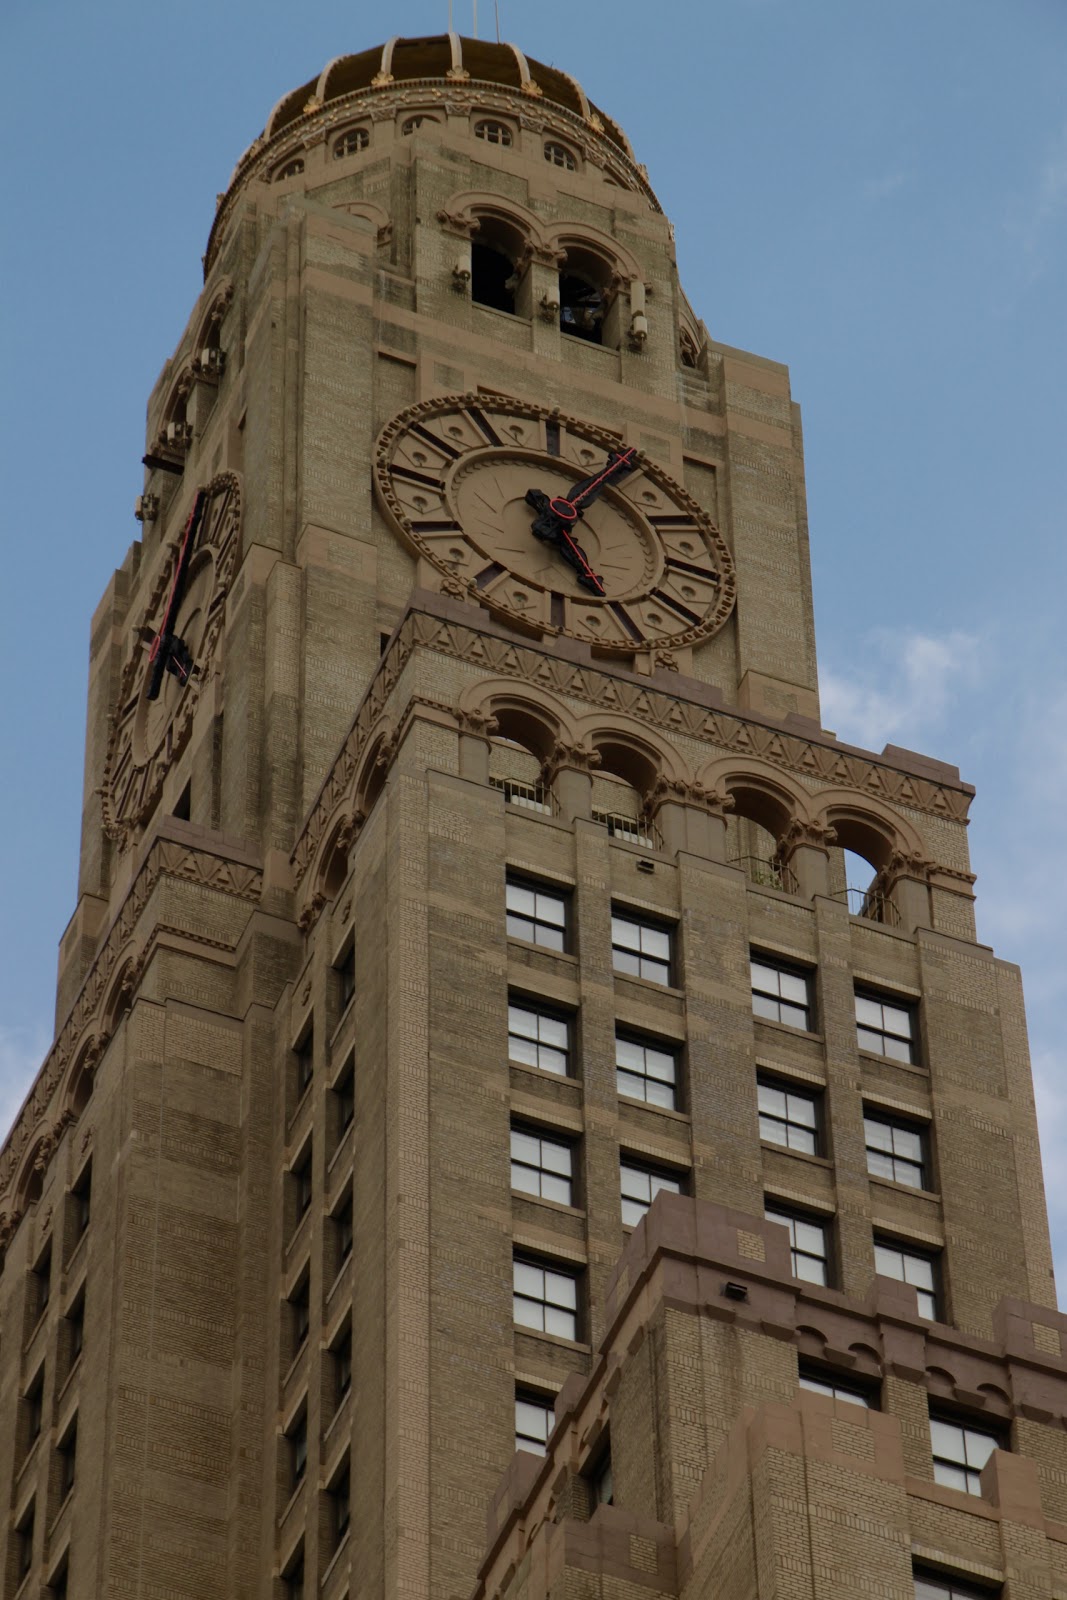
(472, 0, 478, 38)
(495, 1, 501, 41)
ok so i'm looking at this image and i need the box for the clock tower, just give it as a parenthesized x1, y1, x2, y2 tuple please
(0, 35, 1060, 1600)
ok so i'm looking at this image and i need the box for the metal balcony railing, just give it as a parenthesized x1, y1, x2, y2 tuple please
(836, 885, 902, 927)
(489, 776, 555, 815)
(592, 809, 662, 850)
(729, 855, 800, 896)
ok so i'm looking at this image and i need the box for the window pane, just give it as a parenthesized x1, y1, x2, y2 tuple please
(645, 1048, 675, 1083)
(759, 1084, 786, 1117)
(779, 972, 808, 1005)
(514, 1295, 543, 1329)
(930, 1419, 965, 1463)
(780, 1001, 808, 1030)
(511, 1130, 540, 1165)
(867, 1149, 897, 1181)
(643, 927, 670, 961)
(857, 1025, 884, 1053)
(788, 1094, 817, 1127)
(894, 1128, 923, 1162)
(864, 1117, 893, 1151)
(883, 1003, 912, 1038)
(963, 1429, 997, 1470)
(544, 1305, 576, 1339)
(541, 1173, 571, 1205)
(751, 960, 777, 992)
(507, 884, 536, 918)
(542, 1142, 571, 1177)
(645, 1079, 677, 1109)
(874, 1243, 902, 1277)
(514, 1261, 542, 1298)
(932, 1461, 969, 1493)
(621, 1168, 651, 1202)
(511, 1163, 540, 1196)
(855, 995, 883, 1028)
(611, 916, 640, 951)
(615, 1037, 644, 1071)
(795, 1254, 827, 1285)
(793, 1219, 825, 1255)
(884, 1034, 913, 1062)
(546, 1269, 576, 1309)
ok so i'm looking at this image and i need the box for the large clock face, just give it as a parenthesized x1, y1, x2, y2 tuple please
(374, 394, 735, 654)
(102, 471, 242, 845)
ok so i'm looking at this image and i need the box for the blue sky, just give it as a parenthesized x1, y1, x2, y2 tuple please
(2, 1, 1065, 1280)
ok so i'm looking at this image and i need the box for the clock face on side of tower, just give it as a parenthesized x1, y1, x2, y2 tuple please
(373, 394, 736, 655)
(102, 471, 242, 845)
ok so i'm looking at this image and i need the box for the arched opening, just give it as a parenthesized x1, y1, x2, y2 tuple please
(487, 705, 558, 814)
(591, 739, 659, 845)
(825, 816, 899, 925)
(559, 268, 605, 344)
(724, 781, 797, 894)
(471, 242, 516, 314)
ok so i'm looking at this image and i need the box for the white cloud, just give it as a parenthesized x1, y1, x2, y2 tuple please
(1004, 119, 1067, 276)
(819, 627, 983, 752)
(0, 1023, 50, 1149)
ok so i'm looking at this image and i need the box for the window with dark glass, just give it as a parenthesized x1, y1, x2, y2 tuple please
(505, 878, 567, 950)
(336, 944, 355, 1011)
(615, 1033, 678, 1110)
(508, 1001, 570, 1076)
(331, 1325, 352, 1410)
(283, 1547, 304, 1600)
(513, 1256, 579, 1341)
(589, 1445, 613, 1506)
(66, 1293, 84, 1369)
(864, 1112, 928, 1188)
(855, 991, 916, 1062)
(544, 140, 576, 170)
(515, 1390, 554, 1455)
(294, 1027, 314, 1099)
(16, 1500, 34, 1581)
(874, 1238, 939, 1320)
(914, 1569, 998, 1599)
(330, 1458, 351, 1546)
(619, 1161, 681, 1226)
(58, 1416, 77, 1499)
(25, 1369, 44, 1447)
(288, 1410, 308, 1488)
(510, 1127, 574, 1206)
(32, 1240, 52, 1319)
(333, 1055, 355, 1141)
(757, 1079, 820, 1154)
(475, 119, 513, 146)
(334, 126, 369, 158)
(70, 1161, 91, 1241)
(798, 1367, 874, 1408)
(289, 1276, 310, 1354)
(611, 912, 671, 985)
(292, 1146, 313, 1221)
(751, 958, 812, 1031)
(929, 1413, 1001, 1495)
(333, 1192, 354, 1268)
(765, 1205, 829, 1285)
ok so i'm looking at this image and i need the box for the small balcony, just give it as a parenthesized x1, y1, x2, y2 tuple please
(593, 808, 662, 850)
(490, 776, 556, 815)
(730, 854, 800, 896)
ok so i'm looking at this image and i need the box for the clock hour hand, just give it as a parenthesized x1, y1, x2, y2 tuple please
(524, 489, 606, 595)
(146, 490, 206, 701)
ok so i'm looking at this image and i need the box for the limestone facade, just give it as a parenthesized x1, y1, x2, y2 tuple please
(0, 34, 1051, 1600)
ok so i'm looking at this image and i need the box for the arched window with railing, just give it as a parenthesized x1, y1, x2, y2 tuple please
(723, 780, 799, 895)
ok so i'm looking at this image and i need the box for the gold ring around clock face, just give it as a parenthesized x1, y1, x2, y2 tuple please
(373, 393, 735, 654)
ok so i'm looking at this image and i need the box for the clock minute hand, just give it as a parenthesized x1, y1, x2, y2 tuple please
(524, 488, 605, 595)
(146, 490, 206, 701)
(556, 446, 638, 519)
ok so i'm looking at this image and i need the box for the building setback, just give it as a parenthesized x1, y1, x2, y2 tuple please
(0, 32, 1061, 1600)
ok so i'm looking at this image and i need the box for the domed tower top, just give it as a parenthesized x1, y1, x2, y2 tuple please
(205, 33, 658, 274)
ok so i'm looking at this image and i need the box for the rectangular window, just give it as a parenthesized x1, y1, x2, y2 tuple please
(865, 1113, 927, 1188)
(331, 1326, 352, 1410)
(58, 1416, 77, 1499)
(16, 1500, 34, 1580)
(336, 945, 355, 1011)
(333, 1192, 353, 1267)
(284, 1550, 304, 1600)
(620, 1161, 681, 1226)
(508, 1001, 570, 1076)
(798, 1367, 873, 1408)
(288, 1410, 308, 1488)
(510, 1127, 574, 1206)
(32, 1241, 52, 1319)
(292, 1147, 313, 1221)
(588, 1445, 613, 1507)
(25, 1370, 44, 1448)
(71, 1161, 91, 1241)
(615, 1033, 678, 1110)
(929, 1415, 1000, 1495)
(856, 992, 916, 1062)
(294, 1026, 314, 1099)
(506, 878, 567, 950)
(766, 1205, 829, 1285)
(751, 957, 812, 1031)
(758, 1079, 819, 1154)
(289, 1276, 310, 1354)
(611, 913, 672, 985)
(66, 1292, 85, 1370)
(874, 1238, 938, 1320)
(330, 1458, 351, 1546)
(914, 1570, 997, 1599)
(333, 1056, 355, 1140)
(513, 1256, 579, 1341)
(515, 1391, 554, 1456)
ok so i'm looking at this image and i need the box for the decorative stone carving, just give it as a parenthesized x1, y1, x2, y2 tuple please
(541, 741, 602, 784)
(298, 892, 328, 934)
(778, 818, 838, 856)
(457, 708, 500, 740)
(649, 776, 734, 819)
(654, 650, 679, 673)
(437, 208, 480, 239)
